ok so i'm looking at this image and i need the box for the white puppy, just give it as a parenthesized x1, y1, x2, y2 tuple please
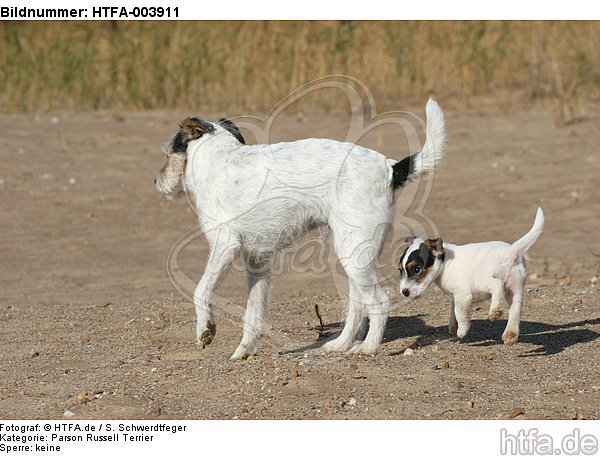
(155, 99, 447, 359)
(398, 208, 544, 345)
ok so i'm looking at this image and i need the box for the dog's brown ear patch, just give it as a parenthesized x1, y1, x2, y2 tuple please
(425, 238, 445, 257)
(179, 117, 215, 141)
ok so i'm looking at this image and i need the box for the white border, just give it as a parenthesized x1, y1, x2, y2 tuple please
(1, 420, 599, 456)
(2, 0, 600, 20)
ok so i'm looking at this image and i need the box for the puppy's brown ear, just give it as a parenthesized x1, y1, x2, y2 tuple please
(425, 238, 444, 257)
(179, 117, 215, 141)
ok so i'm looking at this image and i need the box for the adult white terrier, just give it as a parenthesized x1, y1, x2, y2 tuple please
(398, 208, 544, 345)
(155, 99, 447, 359)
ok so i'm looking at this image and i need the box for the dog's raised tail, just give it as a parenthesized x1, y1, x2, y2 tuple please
(392, 98, 447, 189)
(511, 207, 545, 259)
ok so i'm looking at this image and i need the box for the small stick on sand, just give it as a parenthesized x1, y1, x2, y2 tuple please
(314, 304, 325, 336)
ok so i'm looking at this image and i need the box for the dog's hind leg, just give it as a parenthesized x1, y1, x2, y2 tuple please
(348, 282, 390, 355)
(502, 267, 526, 345)
(322, 281, 364, 353)
(356, 316, 369, 341)
(323, 205, 391, 355)
(194, 233, 239, 348)
(323, 216, 390, 354)
(231, 255, 273, 360)
(488, 279, 506, 321)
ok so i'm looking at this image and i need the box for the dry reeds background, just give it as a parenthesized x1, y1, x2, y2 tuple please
(0, 21, 599, 118)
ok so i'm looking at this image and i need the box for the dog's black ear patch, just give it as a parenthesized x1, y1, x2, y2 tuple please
(217, 118, 245, 144)
(179, 117, 215, 141)
(403, 242, 438, 278)
(418, 243, 435, 268)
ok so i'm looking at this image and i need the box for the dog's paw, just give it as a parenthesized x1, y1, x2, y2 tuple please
(488, 309, 504, 321)
(230, 343, 259, 361)
(347, 343, 378, 356)
(456, 327, 470, 340)
(502, 330, 519, 345)
(322, 337, 353, 353)
(197, 321, 216, 348)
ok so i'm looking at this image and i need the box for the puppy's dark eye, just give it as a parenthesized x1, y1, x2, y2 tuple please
(414, 267, 422, 274)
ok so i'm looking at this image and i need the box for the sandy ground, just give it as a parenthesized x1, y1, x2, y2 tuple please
(0, 101, 599, 419)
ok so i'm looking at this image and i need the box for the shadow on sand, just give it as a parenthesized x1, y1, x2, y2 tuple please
(288, 315, 600, 357)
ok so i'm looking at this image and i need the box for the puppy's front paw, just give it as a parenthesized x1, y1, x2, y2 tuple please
(197, 321, 216, 348)
(502, 330, 519, 345)
(488, 309, 503, 321)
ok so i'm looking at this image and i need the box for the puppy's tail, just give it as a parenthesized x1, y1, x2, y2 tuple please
(392, 98, 447, 189)
(511, 207, 545, 259)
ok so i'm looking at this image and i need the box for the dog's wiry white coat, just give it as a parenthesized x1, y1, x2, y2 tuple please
(158, 99, 446, 359)
(400, 208, 544, 345)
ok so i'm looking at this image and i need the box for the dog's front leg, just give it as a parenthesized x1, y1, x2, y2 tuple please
(453, 294, 473, 339)
(230, 256, 273, 360)
(194, 239, 239, 348)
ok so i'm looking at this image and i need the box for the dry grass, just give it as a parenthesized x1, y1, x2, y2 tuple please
(1, 21, 599, 118)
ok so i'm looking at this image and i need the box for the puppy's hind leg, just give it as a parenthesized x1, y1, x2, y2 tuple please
(488, 279, 506, 321)
(503, 269, 526, 345)
(231, 255, 273, 360)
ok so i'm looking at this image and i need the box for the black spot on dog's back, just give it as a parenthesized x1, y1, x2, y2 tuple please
(217, 118, 245, 144)
(392, 155, 415, 189)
